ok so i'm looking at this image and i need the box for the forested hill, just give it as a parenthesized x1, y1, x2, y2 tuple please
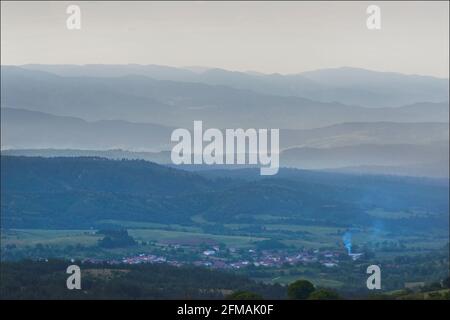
(0, 259, 286, 299)
(1, 156, 448, 231)
(1, 156, 214, 196)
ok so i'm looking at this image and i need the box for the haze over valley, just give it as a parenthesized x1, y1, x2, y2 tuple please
(2, 65, 448, 177)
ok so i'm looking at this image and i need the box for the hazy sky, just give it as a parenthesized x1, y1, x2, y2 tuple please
(1, 1, 449, 77)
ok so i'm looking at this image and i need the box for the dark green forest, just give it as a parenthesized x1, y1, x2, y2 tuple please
(0, 260, 285, 299)
(1, 260, 448, 299)
(2, 156, 448, 231)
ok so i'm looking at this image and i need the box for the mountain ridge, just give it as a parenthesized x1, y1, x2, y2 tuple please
(2, 66, 448, 129)
(9, 64, 448, 107)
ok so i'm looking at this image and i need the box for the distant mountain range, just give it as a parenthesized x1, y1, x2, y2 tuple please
(1, 66, 448, 129)
(280, 122, 449, 149)
(2, 106, 449, 177)
(2, 107, 448, 151)
(16, 64, 449, 108)
(281, 143, 449, 177)
(1, 64, 448, 178)
(1, 107, 173, 151)
(323, 162, 450, 179)
(3, 144, 447, 178)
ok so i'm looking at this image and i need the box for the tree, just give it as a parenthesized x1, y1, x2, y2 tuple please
(287, 280, 315, 300)
(226, 291, 263, 300)
(97, 229, 137, 248)
(308, 289, 341, 300)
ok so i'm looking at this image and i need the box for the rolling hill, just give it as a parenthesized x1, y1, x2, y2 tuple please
(1, 156, 448, 231)
(19, 64, 449, 108)
(2, 66, 448, 129)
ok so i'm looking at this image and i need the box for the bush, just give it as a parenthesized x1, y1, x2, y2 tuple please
(308, 288, 341, 300)
(287, 280, 315, 300)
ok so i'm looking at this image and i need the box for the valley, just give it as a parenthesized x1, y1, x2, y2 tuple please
(1, 156, 448, 294)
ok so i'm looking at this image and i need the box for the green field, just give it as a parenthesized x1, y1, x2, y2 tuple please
(1, 227, 267, 251)
(128, 228, 266, 248)
(3, 217, 448, 253)
(1, 229, 101, 248)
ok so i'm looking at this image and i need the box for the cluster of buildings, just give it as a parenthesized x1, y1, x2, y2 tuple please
(237, 249, 343, 269)
(122, 254, 167, 264)
(77, 237, 365, 270)
(82, 254, 182, 267)
(82, 247, 348, 270)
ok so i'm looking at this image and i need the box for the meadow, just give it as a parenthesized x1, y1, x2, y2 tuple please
(2, 216, 447, 258)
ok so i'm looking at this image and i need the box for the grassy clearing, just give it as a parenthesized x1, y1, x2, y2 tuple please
(1, 229, 100, 248)
(1, 227, 267, 250)
(264, 224, 341, 234)
(128, 229, 267, 248)
(97, 219, 203, 233)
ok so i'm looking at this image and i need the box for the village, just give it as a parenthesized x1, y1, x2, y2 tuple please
(81, 243, 358, 270)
